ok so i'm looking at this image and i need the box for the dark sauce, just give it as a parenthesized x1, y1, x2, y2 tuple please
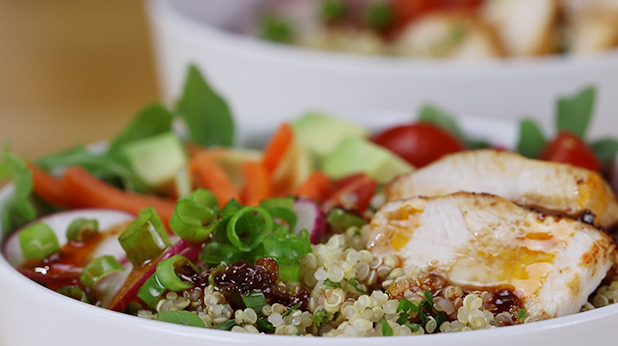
(210, 258, 309, 310)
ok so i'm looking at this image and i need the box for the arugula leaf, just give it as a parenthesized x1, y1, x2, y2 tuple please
(516, 118, 546, 158)
(590, 138, 618, 165)
(108, 103, 174, 152)
(0, 143, 37, 237)
(418, 104, 489, 149)
(418, 104, 466, 141)
(176, 65, 235, 147)
(556, 87, 596, 138)
(36, 146, 149, 193)
(157, 310, 206, 328)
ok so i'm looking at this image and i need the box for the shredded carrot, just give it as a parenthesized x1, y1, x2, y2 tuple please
(27, 162, 69, 206)
(188, 148, 227, 176)
(60, 166, 176, 229)
(193, 160, 239, 208)
(293, 171, 331, 202)
(240, 161, 271, 206)
(262, 122, 294, 175)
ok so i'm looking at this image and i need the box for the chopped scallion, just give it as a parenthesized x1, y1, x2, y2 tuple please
(170, 199, 217, 242)
(19, 222, 60, 260)
(155, 255, 196, 292)
(119, 207, 171, 268)
(326, 208, 367, 233)
(381, 317, 393, 336)
(137, 273, 167, 308)
(66, 218, 99, 242)
(79, 255, 125, 289)
(226, 207, 273, 252)
(277, 263, 301, 283)
(56, 285, 89, 303)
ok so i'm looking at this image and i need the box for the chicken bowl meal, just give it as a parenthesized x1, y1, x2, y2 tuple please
(254, 0, 618, 60)
(1, 66, 618, 345)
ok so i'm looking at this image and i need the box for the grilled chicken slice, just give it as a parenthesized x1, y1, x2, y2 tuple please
(561, 0, 618, 54)
(483, 0, 559, 56)
(394, 13, 502, 60)
(385, 149, 618, 229)
(368, 192, 616, 320)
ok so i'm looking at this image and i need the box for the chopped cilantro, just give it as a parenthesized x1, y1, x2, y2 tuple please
(310, 309, 330, 327)
(380, 317, 393, 336)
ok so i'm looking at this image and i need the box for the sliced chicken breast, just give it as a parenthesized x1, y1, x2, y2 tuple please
(483, 0, 559, 56)
(368, 192, 616, 320)
(393, 13, 502, 60)
(385, 149, 618, 229)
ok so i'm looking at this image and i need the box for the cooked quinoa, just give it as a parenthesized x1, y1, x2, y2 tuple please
(136, 224, 618, 336)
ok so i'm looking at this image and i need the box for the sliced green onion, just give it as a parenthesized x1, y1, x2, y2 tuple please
(19, 222, 60, 260)
(266, 207, 297, 232)
(182, 188, 218, 210)
(208, 264, 227, 287)
(137, 273, 167, 308)
(158, 310, 206, 328)
(277, 263, 300, 283)
(66, 218, 99, 242)
(262, 229, 311, 264)
(222, 199, 243, 216)
(320, 0, 347, 22)
(241, 291, 268, 314)
(226, 207, 273, 252)
(56, 285, 88, 303)
(119, 207, 171, 268)
(200, 242, 245, 265)
(259, 197, 294, 211)
(79, 255, 125, 289)
(170, 199, 218, 242)
(155, 255, 196, 292)
(326, 208, 367, 233)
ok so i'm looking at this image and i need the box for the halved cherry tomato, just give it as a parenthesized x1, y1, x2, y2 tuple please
(323, 173, 378, 212)
(392, 0, 482, 30)
(539, 131, 601, 171)
(371, 123, 465, 168)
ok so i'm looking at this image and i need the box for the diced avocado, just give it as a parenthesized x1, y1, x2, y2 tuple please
(321, 137, 413, 183)
(293, 113, 368, 160)
(122, 132, 187, 190)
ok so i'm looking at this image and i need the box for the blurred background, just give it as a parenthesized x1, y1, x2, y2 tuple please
(0, 0, 158, 159)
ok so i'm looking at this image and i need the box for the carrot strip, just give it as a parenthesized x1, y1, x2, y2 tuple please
(188, 148, 227, 176)
(60, 166, 176, 228)
(293, 171, 331, 202)
(27, 162, 69, 206)
(262, 123, 294, 175)
(240, 161, 272, 206)
(194, 160, 239, 208)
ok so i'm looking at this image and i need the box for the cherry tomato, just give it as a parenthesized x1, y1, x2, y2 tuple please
(323, 173, 378, 212)
(371, 123, 465, 168)
(392, 0, 482, 30)
(539, 131, 601, 171)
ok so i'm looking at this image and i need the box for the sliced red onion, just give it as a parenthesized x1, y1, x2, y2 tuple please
(293, 198, 326, 244)
(106, 238, 201, 311)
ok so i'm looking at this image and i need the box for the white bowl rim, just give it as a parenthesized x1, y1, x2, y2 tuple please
(148, 0, 618, 77)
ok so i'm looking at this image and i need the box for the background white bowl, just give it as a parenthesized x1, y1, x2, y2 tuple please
(1, 113, 618, 345)
(146, 0, 618, 138)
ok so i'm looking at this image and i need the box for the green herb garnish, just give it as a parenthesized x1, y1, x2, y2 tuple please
(516, 118, 547, 158)
(517, 308, 527, 320)
(310, 309, 330, 327)
(556, 86, 595, 138)
(159, 310, 206, 328)
(347, 278, 367, 294)
(176, 65, 235, 147)
(381, 317, 394, 336)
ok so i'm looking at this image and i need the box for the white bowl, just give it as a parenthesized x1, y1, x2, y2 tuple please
(145, 0, 618, 138)
(1, 113, 618, 345)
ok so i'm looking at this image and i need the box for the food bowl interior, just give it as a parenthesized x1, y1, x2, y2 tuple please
(2, 114, 618, 345)
(147, 0, 618, 139)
